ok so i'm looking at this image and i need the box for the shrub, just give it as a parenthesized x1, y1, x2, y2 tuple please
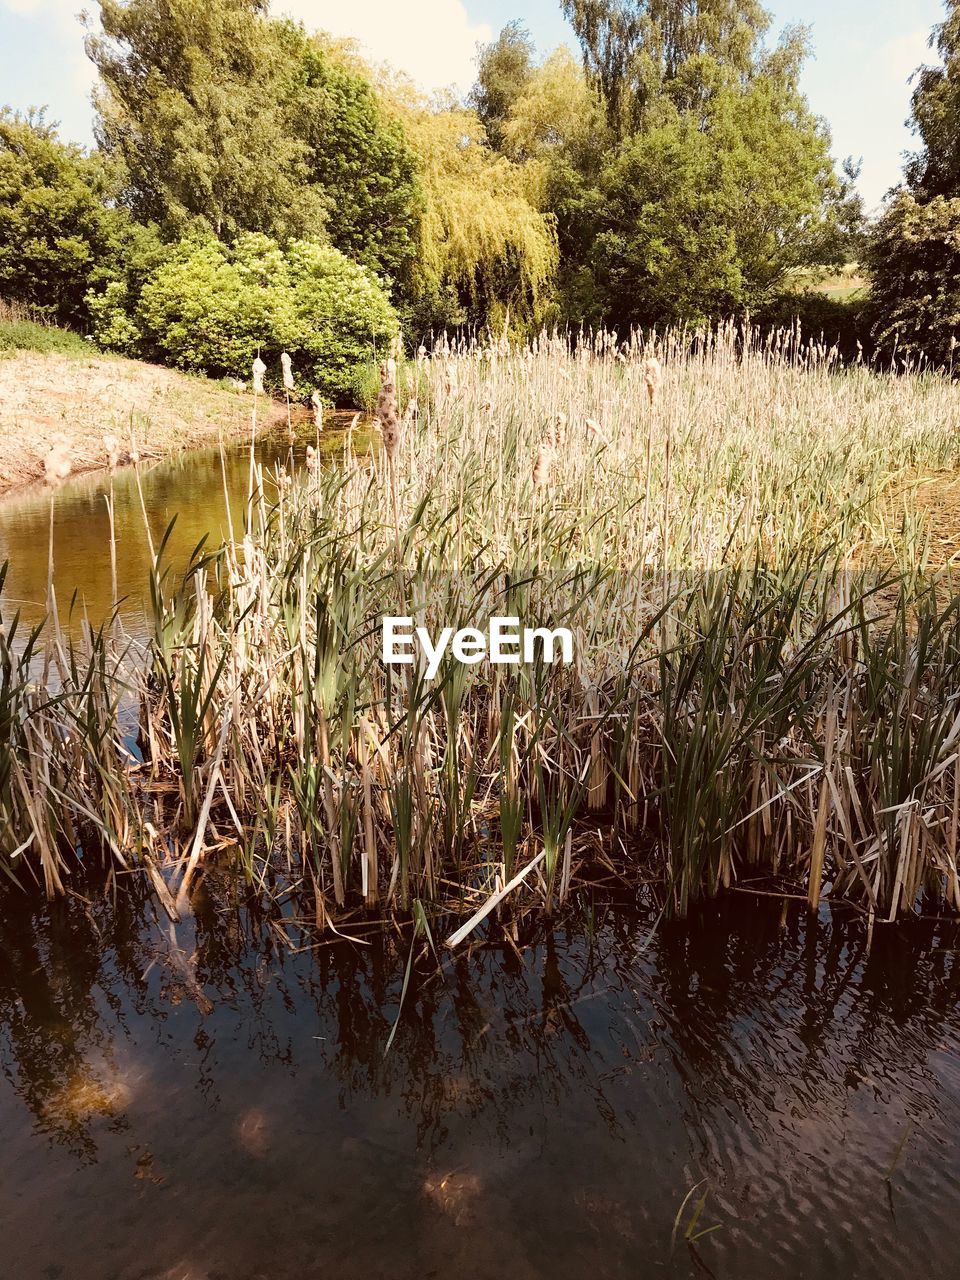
(866, 192, 960, 370)
(754, 290, 870, 363)
(91, 233, 399, 402)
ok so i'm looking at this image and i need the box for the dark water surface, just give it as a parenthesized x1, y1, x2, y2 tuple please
(2, 882, 960, 1280)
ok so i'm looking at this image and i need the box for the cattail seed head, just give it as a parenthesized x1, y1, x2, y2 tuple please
(533, 445, 552, 489)
(252, 357, 267, 395)
(377, 360, 400, 462)
(310, 390, 323, 430)
(643, 356, 663, 406)
(102, 433, 121, 470)
(44, 435, 72, 487)
(280, 352, 295, 392)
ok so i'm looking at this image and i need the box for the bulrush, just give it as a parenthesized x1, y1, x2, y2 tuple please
(281, 352, 295, 392)
(377, 359, 400, 462)
(252, 356, 267, 395)
(43, 435, 72, 487)
(644, 355, 663, 406)
(102, 433, 121, 470)
(310, 391, 323, 430)
(532, 443, 552, 488)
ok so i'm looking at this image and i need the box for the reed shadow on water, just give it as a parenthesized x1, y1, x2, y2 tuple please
(0, 878, 959, 1279)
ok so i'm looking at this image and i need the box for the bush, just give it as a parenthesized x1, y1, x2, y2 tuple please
(90, 233, 400, 403)
(754, 290, 871, 363)
(866, 192, 960, 370)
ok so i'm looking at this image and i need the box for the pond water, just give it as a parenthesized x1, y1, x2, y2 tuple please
(0, 416, 367, 640)
(1, 883, 960, 1280)
(4, 434, 960, 1279)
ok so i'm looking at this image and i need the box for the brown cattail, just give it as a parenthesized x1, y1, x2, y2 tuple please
(310, 391, 323, 430)
(377, 360, 400, 461)
(280, 352, 295, 392)
(43, 435, 72, 487)
(643, 355, 663, 407)
(102, 433, 121, 470)
(532, 445, 552, 489)
(252, 356, 266, 395)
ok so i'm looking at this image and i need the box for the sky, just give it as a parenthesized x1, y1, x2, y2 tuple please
(0, 0, 947, 211)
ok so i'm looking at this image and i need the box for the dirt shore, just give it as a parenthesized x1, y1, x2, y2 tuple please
(0, 350, 286, 496)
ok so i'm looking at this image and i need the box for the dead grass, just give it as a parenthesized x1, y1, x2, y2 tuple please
(0, 349, 285, 495)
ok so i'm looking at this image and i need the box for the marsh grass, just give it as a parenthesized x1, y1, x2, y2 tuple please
(4, 322, 960, 939)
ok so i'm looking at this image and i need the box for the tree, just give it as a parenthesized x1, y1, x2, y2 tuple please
(561, 0, 771, 133)
(282, 29, 420, 288)
(471, 22, 536, 151)
(586, 66, 851, 328)
(0, 110, 116, 325)
(86, 2, 420, 283)
(378, 81, 558, 333)
(906, 1, 960, 200)
(87, 0, 320, 241)
(866, 193, 960, 368)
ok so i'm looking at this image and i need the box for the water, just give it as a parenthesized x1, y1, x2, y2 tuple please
(4, 440, 960, 1278)
(2, 879, 960, 1280)
(0, 417, 367, 640)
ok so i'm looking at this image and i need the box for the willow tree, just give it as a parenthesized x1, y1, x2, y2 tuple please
(380, 81, 558, 332)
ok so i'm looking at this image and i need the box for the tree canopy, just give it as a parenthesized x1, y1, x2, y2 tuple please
(906, 1, 960, 201)
(0, 109, 117, 324)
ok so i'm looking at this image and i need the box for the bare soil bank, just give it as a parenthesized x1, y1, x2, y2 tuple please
(0, 350, 285, 495)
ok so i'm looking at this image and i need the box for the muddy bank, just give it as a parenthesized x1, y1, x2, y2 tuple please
(0, 349, 290, 495)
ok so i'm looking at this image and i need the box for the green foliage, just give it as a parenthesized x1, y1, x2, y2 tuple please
(754, 291, 870, 363)
(92, 232, 398, 401)
(284, 31, 421, 287)
(866, 192, 960, 369)
(584, 73, 850, 328)
(0, 110, 115, 326)
(906, 1, 960, 200)
(471, 21, 536, 151)
(381, 86, 558, 333)
(561, 0, 771, 134)
(88, 2, 420, 285)
(0, 318, 93, 356)
(89, 0, 323, 242)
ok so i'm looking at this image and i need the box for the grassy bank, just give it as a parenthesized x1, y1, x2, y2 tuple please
(4, 324, 960, 938)
(0, 328, 281, 495)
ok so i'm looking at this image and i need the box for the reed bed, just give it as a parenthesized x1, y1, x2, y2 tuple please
(4, 322, 960, 937)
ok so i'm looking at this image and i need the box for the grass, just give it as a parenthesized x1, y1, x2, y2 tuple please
(0, 317, 93, 357)
(786, 263, 870, 301)
(4, 321, 960, 940)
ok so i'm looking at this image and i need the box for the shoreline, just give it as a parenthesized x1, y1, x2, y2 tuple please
(0, 349, 290, 498)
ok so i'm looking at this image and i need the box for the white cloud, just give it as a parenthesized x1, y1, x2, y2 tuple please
(277, 0, 491, 94)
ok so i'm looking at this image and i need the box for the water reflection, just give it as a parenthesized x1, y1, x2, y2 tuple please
(2, 881, 960, 1278)
(0, 416, 370, 641)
